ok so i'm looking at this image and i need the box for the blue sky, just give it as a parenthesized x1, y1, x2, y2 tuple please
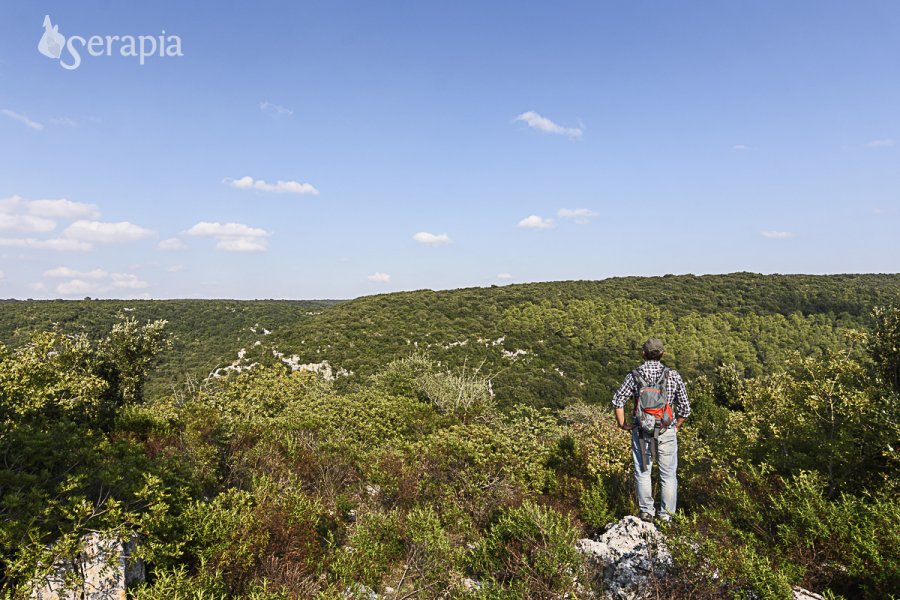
(0, 1, 898, 299)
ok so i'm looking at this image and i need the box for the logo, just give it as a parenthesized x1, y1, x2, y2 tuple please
(38, 15, 65, 59)
(38, 14, 183, 70)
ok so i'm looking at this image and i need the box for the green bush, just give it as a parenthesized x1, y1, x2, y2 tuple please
(579, 478, 614, 531)
(329, 509, 404, 589)
(470, 500, 581, 598)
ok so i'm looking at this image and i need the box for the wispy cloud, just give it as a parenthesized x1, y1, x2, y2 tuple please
(0, 214, 56, 233)
(46, 268, 149, 296)
(514, 111, 582, 139)
(866, 138, 895, 148)
(185, 221, 271, 252)
(497, 273, 513, 279)
(227, 175, 319, 195)
(1, 109, 43, 131)
(517, 215, 555, 229)
(27, 198, 100, 219)
(0, 195, 100, 220)
(45, 267, 109, 279)
(732, 144, 750, 151)
(158, 237, 186, 251)
(0, 197, 123, 251)
(367, 272, 391, 283)
(557, 208, 597, 224)
(259, 101, 293, 117)
(760, 230, 795, 239)
(63, 220, 155, 243)
(413, 231, 452, 246)
(0, 237, 92, 251)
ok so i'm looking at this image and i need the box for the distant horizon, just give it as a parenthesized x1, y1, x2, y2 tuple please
(2, 2, 898, 299)
(3, 270, 898, 302)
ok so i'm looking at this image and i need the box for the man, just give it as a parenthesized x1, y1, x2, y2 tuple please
(612, 338, 690, 523)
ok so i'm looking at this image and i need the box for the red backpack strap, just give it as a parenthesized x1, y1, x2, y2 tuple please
(659, 368, 674, 424)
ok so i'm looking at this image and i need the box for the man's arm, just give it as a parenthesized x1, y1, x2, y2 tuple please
(673, 371, 690, 431)
(615, 406, 635, 430)
(612, 373, 636, 431)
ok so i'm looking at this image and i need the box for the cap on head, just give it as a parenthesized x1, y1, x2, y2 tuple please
(643, 338, 665, 360)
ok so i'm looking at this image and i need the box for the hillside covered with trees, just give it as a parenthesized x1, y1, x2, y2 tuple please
(0, 299, 339, 400)
(1, 273, 898, 599)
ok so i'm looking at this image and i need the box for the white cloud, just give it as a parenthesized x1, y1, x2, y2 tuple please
(732, 144, 750, 151)
(866, 138, 895, 148)
(63, 220, 154, 243)
(0, 213, 56, 233)
(158, 237, 186, 251)
(185, 222, 269, 238)
(557, 208, 598, 219)
(1, 109, 43, 131)
(557, 208, 597, 224)
(517, 215, 555, 229)
(367, 272, 391, 283)
(760, 230, 795, 239)
(0, 237, 92, 251)
(514, 111, 582, 139)
(165, 265, 186, 273)
(185, 221, 271, 252)
(497, 273, 513, 279)
(48, 268, 149, 296)
(56, 279, 95, 295)
(216, 237, 268, 252)
(413, 231, 452, 246)
(0, 196, 100, 230)
(44, 267, 108, 279)
(228, 176, 319, 195)
(259, 101, 293, 116)
(109, 273, 149, 289)
(28, 198, 100, 220)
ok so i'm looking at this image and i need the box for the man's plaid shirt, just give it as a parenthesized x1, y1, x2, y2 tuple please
(612, 360, 691, 419)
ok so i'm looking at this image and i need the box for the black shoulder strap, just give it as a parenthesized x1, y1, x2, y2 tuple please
(631, 369, 644, 396)
(654, 366, 670, 387)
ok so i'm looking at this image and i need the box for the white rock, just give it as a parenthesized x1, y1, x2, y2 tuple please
(343, 583, 377, 599)
(29, 532, 143, 600)
(461, 577, 482, 591)
(792, 586, 825, 600)
(577, 516, 672, 599)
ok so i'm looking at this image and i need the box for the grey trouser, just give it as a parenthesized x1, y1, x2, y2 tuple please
(631, 427, 678, 517)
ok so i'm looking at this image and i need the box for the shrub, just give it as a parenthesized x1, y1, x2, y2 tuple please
(469, 500, 581, 598)
(403, 505, 464, 595)
(329, 509, 405, 590)
(578, 478, 614, 531)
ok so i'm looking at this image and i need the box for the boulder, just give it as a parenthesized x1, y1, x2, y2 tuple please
(576, 516, 673, 599)
(30, 533, 144, 600)
(792, 586, 826, 600)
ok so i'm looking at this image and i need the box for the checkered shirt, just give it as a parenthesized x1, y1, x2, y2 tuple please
(612, 360, 691, 419)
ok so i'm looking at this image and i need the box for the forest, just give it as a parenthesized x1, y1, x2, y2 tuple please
(0, 273, 898, 599)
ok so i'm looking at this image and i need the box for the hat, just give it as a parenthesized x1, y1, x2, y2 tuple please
(643, 338, 665, 355)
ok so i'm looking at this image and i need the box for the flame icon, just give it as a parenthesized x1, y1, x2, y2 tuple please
(38, 15, 65, 59)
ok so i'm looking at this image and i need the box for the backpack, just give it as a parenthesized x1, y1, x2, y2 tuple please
(632, 367, 674, 435)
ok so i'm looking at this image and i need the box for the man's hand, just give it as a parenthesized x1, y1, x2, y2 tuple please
(614, 407, 633, 431)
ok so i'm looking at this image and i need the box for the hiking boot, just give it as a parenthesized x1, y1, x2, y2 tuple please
(639, 512, 654, 523)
